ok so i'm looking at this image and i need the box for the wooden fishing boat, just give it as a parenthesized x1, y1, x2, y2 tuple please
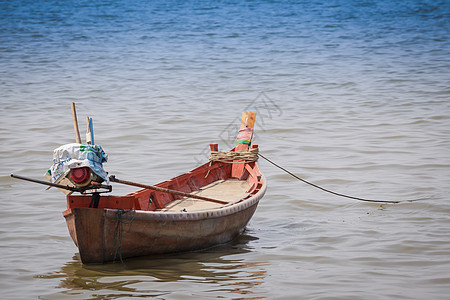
(62, 111, 266, 264)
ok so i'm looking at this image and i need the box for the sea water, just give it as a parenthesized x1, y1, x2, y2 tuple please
(1, 0, 449, 299)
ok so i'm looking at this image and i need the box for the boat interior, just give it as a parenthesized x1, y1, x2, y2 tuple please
(66, 154, 263, 213)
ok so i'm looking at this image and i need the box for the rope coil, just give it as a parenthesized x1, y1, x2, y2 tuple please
(209, 147, 259, 163)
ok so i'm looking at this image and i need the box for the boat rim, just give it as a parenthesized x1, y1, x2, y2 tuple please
(101, 173, 267, 222)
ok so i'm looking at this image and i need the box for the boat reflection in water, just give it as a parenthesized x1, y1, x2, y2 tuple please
(38, 232, 268, 299)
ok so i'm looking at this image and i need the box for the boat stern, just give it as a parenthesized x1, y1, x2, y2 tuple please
(63, 208, 107, 264)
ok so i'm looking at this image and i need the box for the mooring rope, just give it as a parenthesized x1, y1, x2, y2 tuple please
(113, 209, 136, 264)
(257, 152, 424, 204)
(209, 147, 259, 163)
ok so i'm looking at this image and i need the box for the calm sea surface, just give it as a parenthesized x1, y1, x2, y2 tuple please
(1, 0, 449, 299)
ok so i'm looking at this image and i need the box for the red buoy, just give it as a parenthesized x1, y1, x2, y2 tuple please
(71, 167, 91, 185)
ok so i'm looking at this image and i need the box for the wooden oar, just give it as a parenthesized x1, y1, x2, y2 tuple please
(11, 174, 80, 192)
(11, 174, 113, 193)
(71, 102, 82, 144)
(109, 175, 229, 205)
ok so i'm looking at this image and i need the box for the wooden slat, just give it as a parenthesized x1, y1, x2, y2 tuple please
(240, 111, 256, 129)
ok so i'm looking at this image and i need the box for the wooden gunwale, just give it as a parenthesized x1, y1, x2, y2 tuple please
(103, 173, 266, 221)
(64, 163, 266, 220)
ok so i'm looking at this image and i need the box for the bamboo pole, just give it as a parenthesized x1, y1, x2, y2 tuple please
(71, 102, 82, 144)
(11, 174, 80, 192)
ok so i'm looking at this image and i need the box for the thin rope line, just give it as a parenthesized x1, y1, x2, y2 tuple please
(258, 152, 424, 204)
(113, 209, 136, 264)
